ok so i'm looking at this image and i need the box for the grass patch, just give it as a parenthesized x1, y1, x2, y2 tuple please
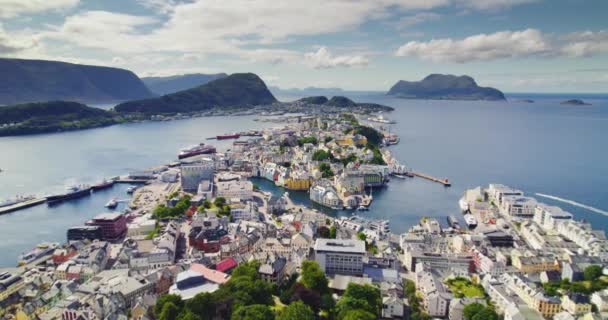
(446, 277, 485, 298)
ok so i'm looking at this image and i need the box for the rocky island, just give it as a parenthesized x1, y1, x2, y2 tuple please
(295, 96, 394, 112)
(387, 74, 505, 101)
(560, 99, 591, 106)
(0, 58, 153, 105)
(0, 101, 124, 136)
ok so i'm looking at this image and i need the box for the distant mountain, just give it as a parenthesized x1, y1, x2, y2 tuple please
(0, 101, 119, 136)
(0, 58, 154, 105)
(560, 99, 591, 106)
(142, 73, 228, 95)
(387, 74, 505, 101)
(295, 95, 394, 112)
(270, 86, 345, 97)
(115, 73, 277, 113)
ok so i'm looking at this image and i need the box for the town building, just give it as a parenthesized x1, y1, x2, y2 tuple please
(314, 239, 366, 276)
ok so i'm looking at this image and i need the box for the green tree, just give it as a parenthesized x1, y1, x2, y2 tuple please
(203, 199, 212, 209)
(584, 265, 603, 281)
(471, 308, 498, 320)
(214, 197, 227, 207)
(277, 301, 315, 320)
(341, 309, 376, 320)
(329, 226, 337, 239)
(177, 311, 202, 320)
(230, 305, 274, 320)
(463, 303, 484, 320)
(155, 294, 184, 317)
(354, 126, 383, 146)
(336, 283, 381, 317)
(186, 293, 215, 320)
(300, 260, 329, 294)
(159, 302, 180, 320)
(357, 232, 366, 241)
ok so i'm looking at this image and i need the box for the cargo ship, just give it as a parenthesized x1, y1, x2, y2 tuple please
(216, 133, 240, 140)
(178, 144, 216, 159)
(17, 242, 59, 266)
(47, 185, 91, 205)
(91, 179, 114, 191)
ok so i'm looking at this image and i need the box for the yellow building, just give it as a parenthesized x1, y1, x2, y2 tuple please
(562, 294, 593, 316)
(534, 296, 562, 318)
(512, 255, 560, 273)
(285, 177, 312, 191)
(335, 134, 367, 147)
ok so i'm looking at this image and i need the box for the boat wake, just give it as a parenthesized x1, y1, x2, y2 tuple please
(535, 193, 608, 216)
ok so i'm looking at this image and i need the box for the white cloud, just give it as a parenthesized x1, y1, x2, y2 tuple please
(395, 29, 608, 63)
(304, 47, 368, 69)
(396, 12, 442, 28)
(0, 0, 79, 18)
(458, 0, 539, 11)
(560, 31, 608, 57)
(0, 24, 38, 53)
(395, 29, 550, 63)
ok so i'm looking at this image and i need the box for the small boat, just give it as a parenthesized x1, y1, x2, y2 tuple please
(357, 205, 369, 211)
(216, 133, 240, 140)
(126, 186, 138, 194)
(105, 198, 118, 209)
(464, 214, 478, 229)
(91, 179, 114, 191)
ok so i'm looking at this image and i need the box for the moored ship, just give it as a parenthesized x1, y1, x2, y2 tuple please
(178, 144, 216, 159)
(17, 242, 59, 266)
(464, 213, 478, 229)
(216, 133, 240, 140)
(46, 185, 91, 205)
(91, 179, 114, 191)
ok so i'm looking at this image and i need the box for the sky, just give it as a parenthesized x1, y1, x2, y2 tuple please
(1, 0, 607, 92)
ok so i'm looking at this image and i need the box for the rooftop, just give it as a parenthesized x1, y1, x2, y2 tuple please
(314, 238, 365, 254)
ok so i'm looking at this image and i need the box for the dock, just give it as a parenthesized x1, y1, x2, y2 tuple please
(0, 198, 47, 215)
(412, 171, 451, 187)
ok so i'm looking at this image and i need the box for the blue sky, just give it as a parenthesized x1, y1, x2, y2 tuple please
(1, 0, 607, 92)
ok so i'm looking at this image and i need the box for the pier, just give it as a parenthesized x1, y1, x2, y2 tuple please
(0, 198, 47, 215)
(412, 171, 451, 187)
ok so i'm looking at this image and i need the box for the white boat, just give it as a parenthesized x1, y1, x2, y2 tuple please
(459, 197, 470, 212)
(357, 205, 369, 211)
(464, 214, 478, 229)
(126, 186, 137, 194)
(105, 198, 118, 209)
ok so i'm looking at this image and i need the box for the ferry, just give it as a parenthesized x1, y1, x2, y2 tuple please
(105, 198, 118, 209)
(17, 242, 59, 266)
(178, 144, 216, 159)
(464, 214, 478, 229)
(367, 114, 396, 124)
(0, 195, 35, 208)
(216, 133, 240, 140)
(47, 185, 91, 205)
(459, 196, 470, 213)
(91, 179, 114, 191)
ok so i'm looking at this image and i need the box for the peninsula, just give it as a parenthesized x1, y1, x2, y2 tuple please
(0, 58, 153, 105)
(0, 101, 123, 136)
(561, 99, 591, 106)
(387, 74, 506, 101)
(115, 73, 278, 113)
(142, 73, 228, 95)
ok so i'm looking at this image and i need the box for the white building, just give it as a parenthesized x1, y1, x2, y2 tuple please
(181, 163, 214, 192)
(533, 204, 573, 231)
(500, 195, 537, 218)
(314, 239, 365, 276)
(487, 184, 524, 206)
(216, 180, 253, 200)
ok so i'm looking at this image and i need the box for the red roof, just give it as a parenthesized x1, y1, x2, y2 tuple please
(190, 263, 230, 284)
(216, 258, 238, 273)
